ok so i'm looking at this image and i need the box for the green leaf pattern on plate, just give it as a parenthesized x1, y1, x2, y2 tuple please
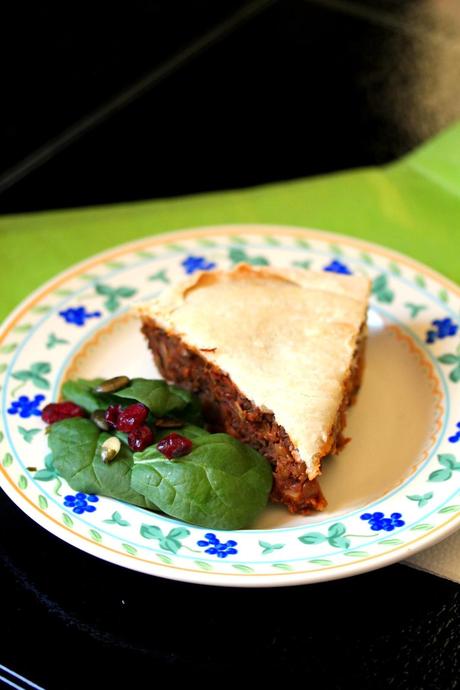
(428, 454, 460, 482)
(18, 475, 28, 489)
(148, 269, 169, 283)
(89, 529, 102, 542)
(259, 540, 285, 555)
(404, 303, 427, 319)
(195, 560, 214, 571)
(371, 274, 394, 303)
(406, 492, 433, 508)
(378, 538, 403, 545)
(438, 505, 460, 514)
(0, 343, 18, 354)
(140, 524, 191, 554)
(18, 427, 41, 443)
(12, 361, 51, 393)
(360, 252, 373, 265)
(438, 345, 460, 383)
(95, 283, 137, 312)
(197, 238, 217, 248)
(34, 454, 63, 495)
(438, 289, 449, 303)
(329, 244, 343, 256)
(228, 247, 269, 266)
(106, 261, 125, 270)
(292, 260, 311, 270)
(31, 305, 52, 314)
(62, 514, 74, 528)
(3, 453, 13, 467)
(298, 523, 350, 550)
(104, 511, 130, 527)
(295, 238, 311, 249)
(46, 333, 69, 349)
(232, 564, 254, 573)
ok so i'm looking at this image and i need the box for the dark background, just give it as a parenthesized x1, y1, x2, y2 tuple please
(2, 1, 460, 688)
(2, 0, 460, 214)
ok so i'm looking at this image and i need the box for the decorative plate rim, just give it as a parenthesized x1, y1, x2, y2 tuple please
(0, 223, 459, 587)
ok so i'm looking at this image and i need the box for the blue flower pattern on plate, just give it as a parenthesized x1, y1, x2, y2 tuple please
(8, 394, 45, 418)
(360, 512, 405, 531)
(59, 306, 102, 326)
(197, 532, 238, 558)
(181, 256, 216, 275)
(425, 318, 458, 344)
(64, 492, 99, 514)
(448, 422, 460, 443)
(323, 259, 352, 275)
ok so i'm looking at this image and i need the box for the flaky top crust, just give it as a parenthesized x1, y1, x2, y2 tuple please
(139, 264, 370, 479)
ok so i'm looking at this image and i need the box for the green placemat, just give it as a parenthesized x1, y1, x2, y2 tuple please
(1, 121, 459, 321)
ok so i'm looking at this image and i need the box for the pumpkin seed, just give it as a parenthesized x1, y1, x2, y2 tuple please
(101, 436, 121, 463)
(91, 409, 110, 431)
(155, 418, 185, 429)
(94, 375, 130, 394)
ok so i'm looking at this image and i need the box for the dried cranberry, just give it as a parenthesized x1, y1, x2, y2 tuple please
(116, 403, 149, 432)
(128, 425, 155, 451)
(41, 401, 87, 425)
(156, 433, 193, 459)
(104, 404, 122, 428)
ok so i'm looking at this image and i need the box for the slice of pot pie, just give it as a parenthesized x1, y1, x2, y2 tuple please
(139, 264, 370, 514)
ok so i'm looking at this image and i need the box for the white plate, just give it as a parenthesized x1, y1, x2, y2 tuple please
(1, 224, 459, 587)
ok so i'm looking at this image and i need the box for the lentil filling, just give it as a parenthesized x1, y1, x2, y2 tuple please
(141, 317, 366, 514)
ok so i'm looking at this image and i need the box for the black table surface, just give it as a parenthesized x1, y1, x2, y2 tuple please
(2, 1, 460, 688)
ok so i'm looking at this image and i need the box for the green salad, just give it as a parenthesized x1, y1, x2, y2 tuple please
(41, 376, 273, 529)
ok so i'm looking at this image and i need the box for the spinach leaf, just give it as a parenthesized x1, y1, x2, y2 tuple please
(169, 385, 203, 425)
(61, 378, 122, 413)
(62, 376, 202, 423)
(131, 433, 273, 529)
(114, 378, 202, 423)
(156, 424, 211, 442)
(49, 417, 156, 509)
